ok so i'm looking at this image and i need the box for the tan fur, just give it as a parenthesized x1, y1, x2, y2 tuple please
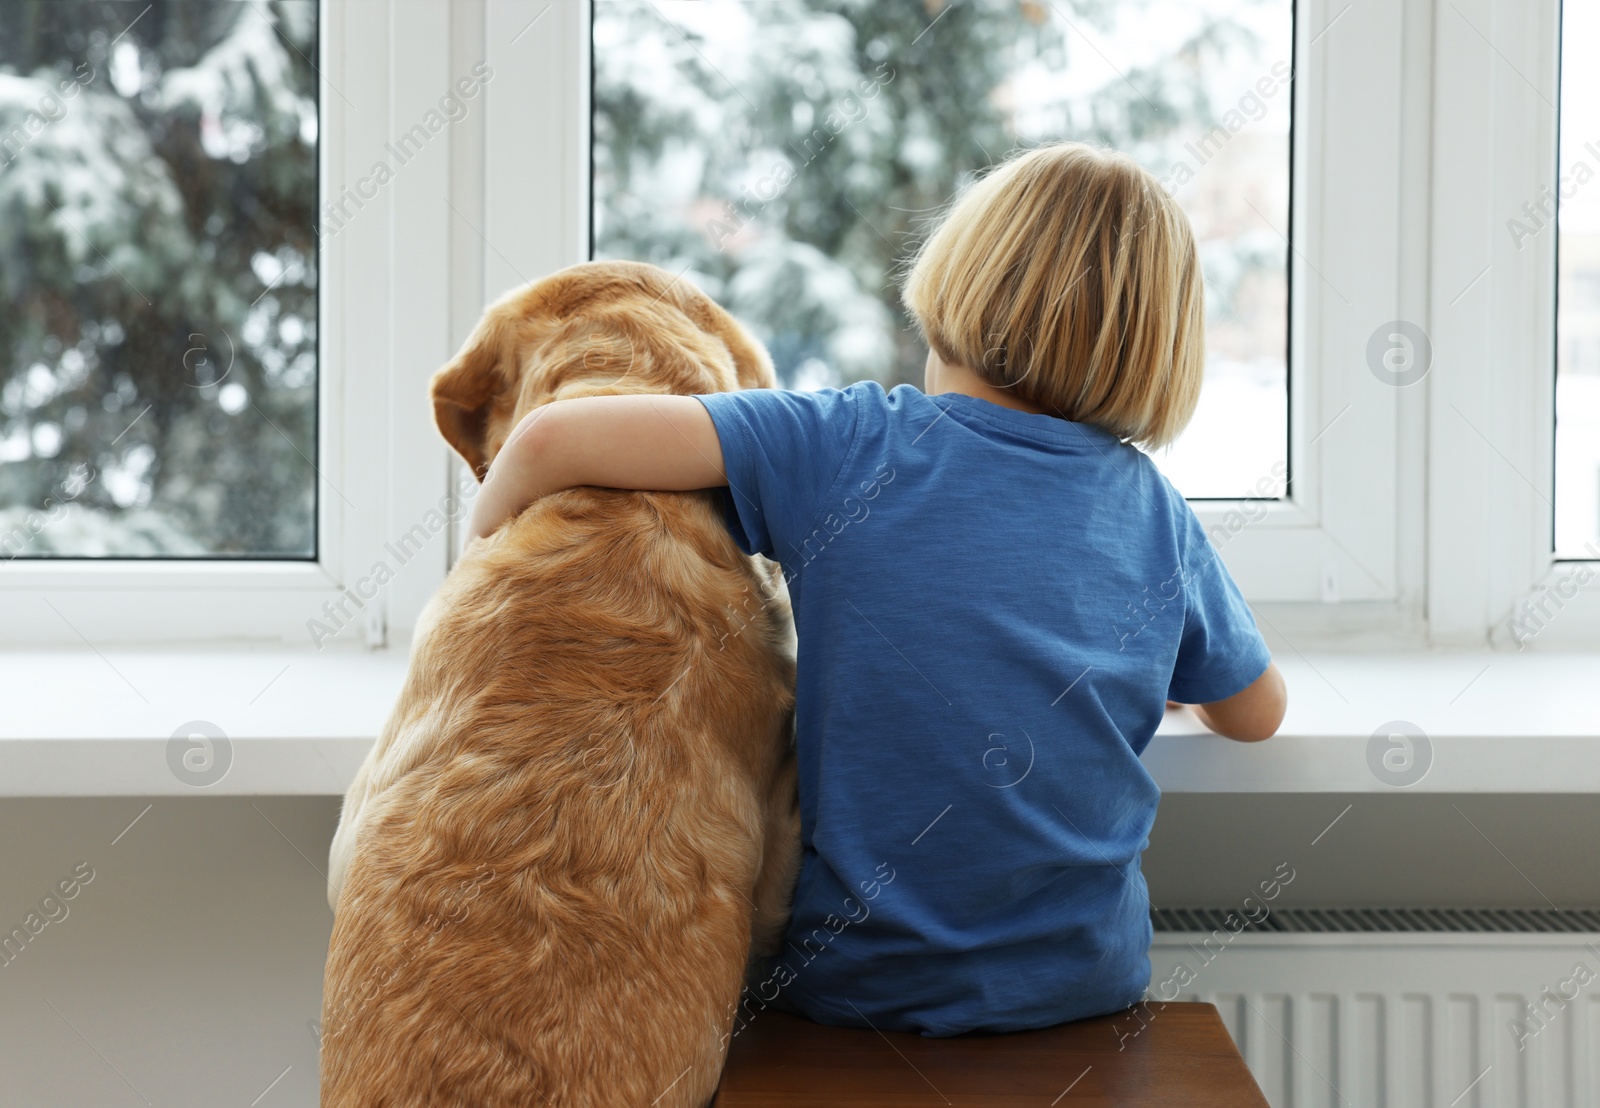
(321, 261, 800, 1107)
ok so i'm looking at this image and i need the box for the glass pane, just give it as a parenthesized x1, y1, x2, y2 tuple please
(0, 0, 319, 558)
(1556, 0, 1600, 556)
(593, 0, 1292, 498)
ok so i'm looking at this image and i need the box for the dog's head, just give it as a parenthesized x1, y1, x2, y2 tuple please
(430, 260, 776, 479)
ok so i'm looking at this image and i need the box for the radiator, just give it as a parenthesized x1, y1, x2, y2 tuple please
(1149, 908, 1600, 1108)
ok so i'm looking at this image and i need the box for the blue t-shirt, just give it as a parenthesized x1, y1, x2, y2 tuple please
(696, 381, 1270, 1036)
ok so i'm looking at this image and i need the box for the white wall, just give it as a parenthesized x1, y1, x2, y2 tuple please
(4, 792, 1598, 1105)
(0, 797, 338, 1107)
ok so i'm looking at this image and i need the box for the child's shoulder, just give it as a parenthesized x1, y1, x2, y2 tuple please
(815, 378, 896, 408)
(750, 378, 903, 433)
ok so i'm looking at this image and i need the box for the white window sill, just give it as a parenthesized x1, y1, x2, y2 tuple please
(1, 648, 1596, 797)
(0, 646, 405, 798)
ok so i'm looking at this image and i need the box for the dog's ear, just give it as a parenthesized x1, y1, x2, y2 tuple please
(430, 327, 508, 481)
(682, 296, 776, 391)
(721, 316, 777, 390)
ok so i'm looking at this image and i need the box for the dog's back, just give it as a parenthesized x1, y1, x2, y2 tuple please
(321, 264, 799, 1107)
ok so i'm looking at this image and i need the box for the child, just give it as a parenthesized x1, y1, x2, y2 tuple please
(467, 142, 1286, 1036)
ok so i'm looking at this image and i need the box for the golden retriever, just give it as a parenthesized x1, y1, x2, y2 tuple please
(321, 260, 800, 1107)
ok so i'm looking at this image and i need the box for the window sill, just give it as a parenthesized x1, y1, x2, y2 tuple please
(0, 646, 404, 798)
(1, 648, 1596, 797)
(1147, 651, 1600, 792)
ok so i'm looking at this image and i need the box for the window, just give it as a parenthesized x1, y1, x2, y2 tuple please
(592, 0, 1293, 499)
(0, 0, 320, 558)
(1555, 0, 1600, 557)
(13, 0, 1566, 644)
(0, 0, 464, 646)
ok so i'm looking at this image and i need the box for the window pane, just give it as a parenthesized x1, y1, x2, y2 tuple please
(1556, 0, 1600, 556)
(593, 0, 1292, 498)
(0, 0, 318, 558)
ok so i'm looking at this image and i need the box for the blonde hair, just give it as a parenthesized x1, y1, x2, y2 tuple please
(901, 142, 1205, 449)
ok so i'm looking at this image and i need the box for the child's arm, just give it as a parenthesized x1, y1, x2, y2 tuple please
(467, 396, 727, 539)
(1176, 661, 1287, 742)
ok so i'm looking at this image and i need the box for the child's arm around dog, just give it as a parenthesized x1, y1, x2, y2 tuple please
(467, 393, 728, 533)
(468, 363, 1285, 745)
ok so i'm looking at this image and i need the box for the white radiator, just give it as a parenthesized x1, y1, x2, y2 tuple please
(1150, 910, 1600, 1108)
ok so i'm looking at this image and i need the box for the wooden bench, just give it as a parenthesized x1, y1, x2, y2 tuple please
(712, 1001, 1267, 1107)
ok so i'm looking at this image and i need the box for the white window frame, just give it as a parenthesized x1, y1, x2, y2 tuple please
(1190, 0, 1425, 632)
(12, 0, 1592, 652)
(1428, 0, 1598, 650)
(0, 0, 465, 647)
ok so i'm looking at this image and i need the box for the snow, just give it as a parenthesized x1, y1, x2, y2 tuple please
(157, 4, 307, 141)
(218, 383, 248, 415)
(0, 502, 205, 557)
(1, 2, 319, 557)
(109, 41, 141, 97)
(0, 69, 191, 298)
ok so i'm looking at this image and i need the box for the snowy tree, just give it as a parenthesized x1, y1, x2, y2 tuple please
(0, 0, 317, 556)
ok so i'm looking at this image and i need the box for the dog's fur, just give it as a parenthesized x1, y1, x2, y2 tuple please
(321, 261, 800, 1107)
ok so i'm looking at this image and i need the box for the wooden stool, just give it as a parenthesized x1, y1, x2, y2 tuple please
(712, 1001, 1267, 1107)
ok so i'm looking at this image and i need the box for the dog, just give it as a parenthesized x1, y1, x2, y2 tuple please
(321, 261, 800, 1107)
